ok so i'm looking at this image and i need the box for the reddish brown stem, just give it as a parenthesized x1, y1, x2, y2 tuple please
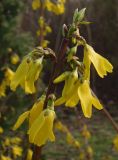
(91, 90, 118, 133)
(102, 108, 118, 133)
(32, 38, 69, 160)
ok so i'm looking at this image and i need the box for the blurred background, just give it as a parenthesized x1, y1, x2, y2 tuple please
(0, 0, 118, 160)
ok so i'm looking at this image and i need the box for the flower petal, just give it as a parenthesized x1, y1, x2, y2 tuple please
(78, 81, 92, 118)
(13, 111, 30, 130)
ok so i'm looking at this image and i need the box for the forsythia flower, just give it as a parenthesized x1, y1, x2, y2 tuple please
(26, 149, 33, 160)
(54, 72, 103, 118)
(44, 0, 66, 15)
(55, 121, 80, 148)
(10, 55, 43, 94)
(77, 80, 103, 118)
(10, 53, 20, 65)
(13, 95, 45, 130)
(84, 44, 113, 79)
(53, 3, 65, 15)
(13, 96, 56, 146)
(0, 68, 14, 97)
(0, 155, 12, 160)
(0, 126, 4, 134)
(113, 135, 118, 151)
(54, 68, 78, 106)
(81, 125, 91, 139)
(86, 146, 93, 157)
(55, 121, 67, 133)
(28, 108, 55, 146)
(10, 137, 22, 145)
(12, 145, 23, 158)
(32, 0, 41, 10)
(66, 132, 80, 148)
(2, 138, 11, 147)
(42, 40, 50, 48)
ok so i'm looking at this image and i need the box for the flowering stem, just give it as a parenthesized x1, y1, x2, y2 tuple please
(32, 38, 69, 160)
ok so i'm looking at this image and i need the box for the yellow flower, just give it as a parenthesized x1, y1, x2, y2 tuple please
(29, 96, 44, 126)
(32, 0, 41, 10)
(78, 152, 85, 160)
(54, 68, 78, 106)
(113, 135, 118, 152)
(45, 0, 53, 12)
(12, 145, 23, 158)
(54, 68, 102, 118)
(13, 95, 45, 130)
(55, 121, 80, 148)
(0, 126, 4, 134)
(10, 56, 43, 94)
(81, 125, 91, 139)
(5, 68, 14, 82)
(65, 81, 79, 107)
(55, 4, 65, 15)
(26, 149, 33, 160)
(0, 155, 12, 160)
(46, 26, 52, 33)
(28, 108, 55, 146)
(54, 121, 67, 133)
(10, 54, 20, 65)
(13, 97, 55, 147)
(42, 40, 50, 48)
(66, 133, 80, 149)
(78, 80, 103, 118)
(10, 137, 22, 145)
(2, 138, 11, 146)
(0, 68, 14, 97)
(13, 111, 30, 130)
(0, 81, 6, 97)
(10, 56, 31, 92)
(84, 44, 113, 78)
(25, 58, 43, 93)
(87, 146, 93, 157)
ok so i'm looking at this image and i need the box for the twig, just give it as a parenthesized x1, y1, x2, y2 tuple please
(32, 38, 69, 160)
(102, 108, 118, 133)
(91, 90, 118, 133)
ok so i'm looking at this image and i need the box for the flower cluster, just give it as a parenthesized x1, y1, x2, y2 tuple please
(32, 0, 66, 15)
(13, 95, 56, 146)
(54, 43, 113, 118)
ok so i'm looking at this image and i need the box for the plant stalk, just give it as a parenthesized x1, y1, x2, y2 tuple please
(32, 38, 69, 160)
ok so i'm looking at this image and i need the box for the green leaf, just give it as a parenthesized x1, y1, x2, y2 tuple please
(80, 21, 92, 25)
(74, 8, 86, 25)
(73, 8, 79, 23)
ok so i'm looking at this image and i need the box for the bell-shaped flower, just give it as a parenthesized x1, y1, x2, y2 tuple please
(84, 44, 113, 78)
(10, 56, 43, 94)
(13, 96, 45, 130)
(0, 68, 14, 97)
(28, 108, 55, 146)
(13, 95, 55, 146)
(54, 68, 78, 106)
(77, 80, 103, 118)
(10, 53, 20, 65)
(25, 58, 43, 93)
(55, 76, 103, 118)
(65, 80, 80, 107)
